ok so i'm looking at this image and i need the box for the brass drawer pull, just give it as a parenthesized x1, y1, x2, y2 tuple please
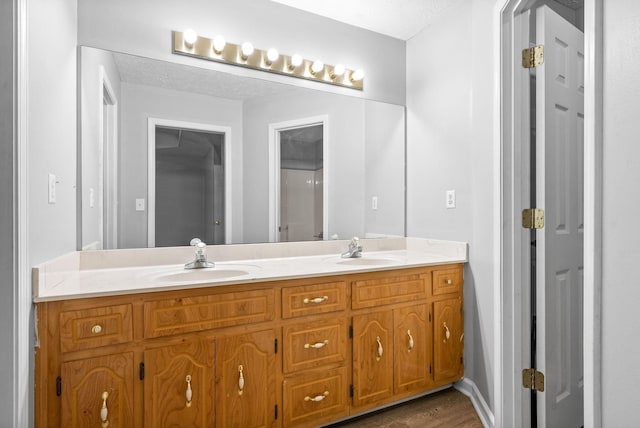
(443, 322, 451, 342)
(91, 324, 103, 334)
(303, 296, 329, 304)
(376, 336, 383, 361)
(238, 365, 245, 396)
(304, 340, 329, 349)
(407, 329, 414, 352)
(445, 278, 453, 285)
(304, 391, 329, 402)
(100, 391, 109, 428)
(185, 375, 193, 408)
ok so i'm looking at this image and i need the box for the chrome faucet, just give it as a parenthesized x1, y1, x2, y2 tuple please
(341, 237, 363, 258)
(184, 238, 215, 269)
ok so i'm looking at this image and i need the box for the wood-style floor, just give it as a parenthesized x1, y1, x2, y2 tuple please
(326, 388, 483, 428)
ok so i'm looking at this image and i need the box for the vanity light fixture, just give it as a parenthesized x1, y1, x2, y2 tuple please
(266, 48, 279, 66)
(331, 64, 345, 79)
(240, 42, 254, 60)
(310, 60, 324, 75)
(289, 54, 303, 70)
(351, 68, 364, 82)
(212, 35, 226, 54)
(183, 29, 198, 48)
(172, 30, 363, 90)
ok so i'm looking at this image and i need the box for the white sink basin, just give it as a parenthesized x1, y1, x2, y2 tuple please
(142, 264, 259, 284)
(325, 254, 406, 266)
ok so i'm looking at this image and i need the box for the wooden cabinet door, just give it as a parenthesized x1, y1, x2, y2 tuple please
(352, 311, 393, 408)
(433, 297, 464, 383)
(61, 352, 134, 428)
(393, 304, 432, 394)
(144, 340, 214, 427)
(215, 330, 278, 428)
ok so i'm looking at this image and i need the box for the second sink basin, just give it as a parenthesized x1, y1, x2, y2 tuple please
(325, 253, 406, 266)
(336, 257, 401, 266)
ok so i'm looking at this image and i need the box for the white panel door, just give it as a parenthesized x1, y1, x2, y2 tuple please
(535, 5, 584, 428)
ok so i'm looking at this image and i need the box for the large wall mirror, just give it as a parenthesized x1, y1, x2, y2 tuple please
(79, 46, 406, 250)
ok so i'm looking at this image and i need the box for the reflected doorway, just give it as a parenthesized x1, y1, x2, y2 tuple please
(269, 116, 328, 243)
(147, 118, 232, 247)
(279, 125, 323, 242)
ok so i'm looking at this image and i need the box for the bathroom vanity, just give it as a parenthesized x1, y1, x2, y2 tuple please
(33, 238, 466, 427)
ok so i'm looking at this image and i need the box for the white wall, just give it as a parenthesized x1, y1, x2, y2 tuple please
(406, 0, 497, 413)
(118, 83, 243, 247)
(601, 1, 640, 425)
(0, 0, 15, 421)
(79, 47, 122, 249)
(77, 0, 406, 106)
(28, 0, 78, 265)
(20, 0, 79, 425)
(364, 101, 405, 238)
(242, 90, 366, 243)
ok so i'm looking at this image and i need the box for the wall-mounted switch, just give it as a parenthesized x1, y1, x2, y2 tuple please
(372, 196, 378, 210)
(48, 174, 57, 204)
(89, 188, 95, 208)
(446, 190, 456, 209)
(135, 198, 145, 211)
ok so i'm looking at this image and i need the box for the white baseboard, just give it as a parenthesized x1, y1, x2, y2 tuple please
(455, 378, 495, 428)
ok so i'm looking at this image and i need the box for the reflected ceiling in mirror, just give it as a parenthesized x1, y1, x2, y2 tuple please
(79, 46, 405, 250)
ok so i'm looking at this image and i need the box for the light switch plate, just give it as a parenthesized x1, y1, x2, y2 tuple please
(446, 190, 456, 209)
(135, 198, 145, 211)
(48, 173, 56, 204)
(372, 196, 378, 210)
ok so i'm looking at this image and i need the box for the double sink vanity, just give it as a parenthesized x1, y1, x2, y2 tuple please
(34, 237, 467, 427)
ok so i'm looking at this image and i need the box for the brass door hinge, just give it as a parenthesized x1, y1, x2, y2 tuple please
(522, 45, 544, 68)
(522, 208, 544, 229)
(522, 368, 545, 392)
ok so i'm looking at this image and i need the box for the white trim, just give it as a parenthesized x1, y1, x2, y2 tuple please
(99, 65, 118, 249)
(498, 1, 601, 427)
(15, 0, 30, 425)
(582, 0, 603, 426)
(147, 117, 233, 247)
(456, 378, 495, 428)
(268, 115, 329, 242)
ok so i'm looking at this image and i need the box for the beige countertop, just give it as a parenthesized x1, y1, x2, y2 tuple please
(32, 237, 468, 302)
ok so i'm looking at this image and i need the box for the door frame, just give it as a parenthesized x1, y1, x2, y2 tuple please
(268, 115, 329, 243)
(496, 0, 603, 427)
(147, 117, 233, 247)
(99, 65, 118, 249)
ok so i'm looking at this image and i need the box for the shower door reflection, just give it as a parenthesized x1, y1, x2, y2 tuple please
(278, 124, 324, 242)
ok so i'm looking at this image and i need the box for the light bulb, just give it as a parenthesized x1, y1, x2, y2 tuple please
(290, 54, 303, 69)
(351, 68, 364, 82)
(331, 64, 345, 79)
(311, 60, 324, 75)
(183, 29, 198, 48)
(241, 42, 254, 59)
(212, 35, 226, 54)
(266, 48, 279, 65)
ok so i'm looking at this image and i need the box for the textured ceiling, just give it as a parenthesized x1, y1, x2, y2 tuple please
(271, 0, 584, 40)
(270, 0, 463, 40)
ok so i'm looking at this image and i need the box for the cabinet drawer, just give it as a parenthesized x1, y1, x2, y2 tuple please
(283, 318, 348, 373)
(282, 281, 347, 319)
(59, 304, 133, 352)
(144, 289, 275, 338)
(351, 273, 427, 309)
(432, 267, 463, 296)
(283, 367, 349, 427)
